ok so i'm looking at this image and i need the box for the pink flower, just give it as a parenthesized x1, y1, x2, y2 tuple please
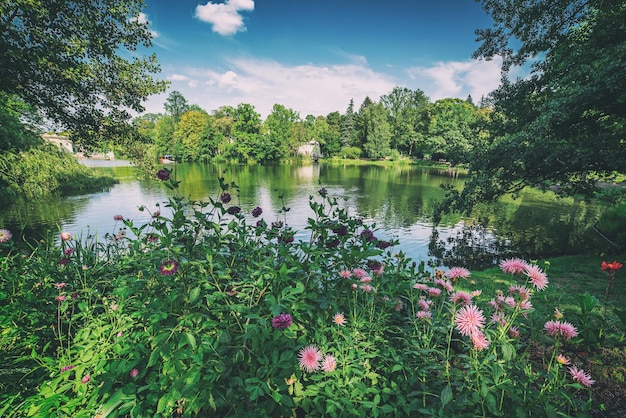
(470, 331, 490, 350)
(413, 283, 428, 291)
(394, 299, 404, 311)
(352, 268, 367, 278)
(418, 299, 431, 311)
(130, 368, 139, 378)
(117, 331, 123, 337)
(556, 355, 570, 365)
(55, 282, 67, 289)
(298, 345, 322, 372)
(60, 365, 75, 373)
(0, 229, 12, 243)
(559, 321, 578, 340)
(544, 320, 578, 340)
(416, 311, 432, 321)
(64, 248, 75, 256)
(508, 326, 520, 338)
(360, 276, 372, 283)
(450, 291, 473, 306)
(321, 355, 336, 373)
(428, 287, 442, 297)
(569, 366, 595, 387)
(455, 305, 486, 337)
(81, 374, 91, 384)
(445, 267, 471, 281)
(332, 312, 346, 326)
(271, 313, 293, 329)
(55, 295, 66, 302)
(60, 231, 72, 241)
(113, 215, 124, 221)
(524, 264, 549, 290)
(339, 270, 352, 279)
(499, 258, 528, 275)
(110, 304, 118, 311)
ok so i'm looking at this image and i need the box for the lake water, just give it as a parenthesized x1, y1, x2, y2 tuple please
(0, 161, 607, 268)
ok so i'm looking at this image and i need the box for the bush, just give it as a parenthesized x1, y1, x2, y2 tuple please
(0, 174, 598, 417)
(339, 146, 362, 159)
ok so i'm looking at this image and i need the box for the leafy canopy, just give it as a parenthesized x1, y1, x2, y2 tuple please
(445, 0, 626, 214)
(0, 0, 168, 143)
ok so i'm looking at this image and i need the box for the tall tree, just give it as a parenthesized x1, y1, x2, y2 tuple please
(263, 104, 299, 161)
(444, 0, 626, 214)
(164, 91, 189, 124)
(380, 87, 430, 157)
(340, 99, 356, 148)
(0, 0, 167, 144)
(363, 102, 392, 159)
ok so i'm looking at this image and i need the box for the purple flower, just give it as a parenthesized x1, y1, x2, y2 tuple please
(59, 258, 71, 265)
(81, 374, 91, 384)
(252, 206, 263, 217)
(271, 313, 293, 329)
(160, 259, 179, 276)
(318, 187, 327, 198)
(220, 193, 232, 203)
(227, 206, 241, 215)
(272, 221, 284, 229)
(156, 169, 170, 181)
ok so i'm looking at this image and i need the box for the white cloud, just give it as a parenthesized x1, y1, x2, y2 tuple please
(195, 0, 255, 36)
(141, 57, 504, 119)
(406, 58, 502, 102)
(133, 12, 159, 38)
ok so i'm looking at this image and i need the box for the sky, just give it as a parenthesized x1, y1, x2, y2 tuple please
(138, 0, 505, 119)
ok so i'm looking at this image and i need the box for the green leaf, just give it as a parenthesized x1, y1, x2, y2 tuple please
(440, 385, 453, 407)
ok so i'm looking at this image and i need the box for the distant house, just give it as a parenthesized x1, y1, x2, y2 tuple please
(42, 134, 74, 153)
(297, 140, 322, 159)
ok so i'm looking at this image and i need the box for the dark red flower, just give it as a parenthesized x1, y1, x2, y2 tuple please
(601, 261, 623, 272)
(252, 206, 263, 217)
(271, 313, 292, 329)
(156, 169, 170, 181)
(220, 193, 232, 203)
(227, 206, 241, 215)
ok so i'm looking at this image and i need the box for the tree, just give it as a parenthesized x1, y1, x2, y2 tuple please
(426, 98, 479, 164)
(0, 0, 167, 144)
(445, 0, 626, 214)
(362, 102, 391, 159)
(263, 104, 299, 161)
(340, 99, 356, 148)
(164, 91, 189, 123)
(174, 110, 216, 161)
(380, 87, 430, 157)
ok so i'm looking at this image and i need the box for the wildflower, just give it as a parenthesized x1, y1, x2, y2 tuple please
(160, 260, 179, 276)
(450, 291, 473, 306)
(491, 312, 506, 326)
(556, 354, 570, 365)
(339, 270, 352, 279)
(220, 192, 232, 203)
(321, 355, 336, 372)
(360, 229, 375, 242)
(55, 283, 67, 289)
(445, 267, 471, 281)
(110, 303, 118, 311)
(524, 264, 549, 290)
(569, 366, 595, 387)
(499, 258, 528, 275)
(428, 287, 442, 297)
(470, 331, 490, 351)
(601, 260, 623, 272)
(352, 268, 367, 278)
(113, 215, 124, 221)
(117, 332, 123, 337)
(318, 187, 327, 198)
(156, 169, 170, 181)
(130, 368, 139, 378)
(0, 229, 12, 243)
(418, 299, 431, 311)
(332, 312, 346, 326)
(454, 305, 486, 337)
(360, 284, 374, 293)
(60, 231, 72, 241)
(64, 248, 75, 256)
(226, 206, 241, 215)
(544, 320, 578, 341)
(60, 365, 75, 373)
(81, 374, 91, 384)
(252, 206, 263, 217)
(55, 295, 66, 302)
(508, 326, 520, 338)
(351, 283, 358, 291)
(413, 283, 428, 291)
(416, 310, 432, 321)
(298, 345, 322, 372)
(470, 290, 482, 298)
(372, 264, 385, 275)
(360, 276, 372, 283)
(271, 313, 293, 329)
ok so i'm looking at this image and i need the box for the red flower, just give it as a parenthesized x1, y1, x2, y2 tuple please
(601, 261, 623, 272)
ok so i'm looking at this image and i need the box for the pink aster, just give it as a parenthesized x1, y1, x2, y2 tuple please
(332, 312, 346, 326)
(470, 331, 490, 351)
(321, 355, 337, 373)
(445, 267, 471, 281)
(569, 366, 595, 387)
(339, 270, 352, 279)
(298, 345, 322, 372)
(454, 305, 486, 337)
(0, 229, 12, 243)
(418, 299, 431, 311)
(508, 326, 520, 338)
(360, 276, 372, 283)
(428, 287, 442, 297)
(416, 311, 432, 321)
(524, 264, 549, 290)
(413, 283, 428, 291)
(559, 321, 578, 340)
(81, 374, 91, 384)
(352, 268, 367, 278)
(544, 320, 560, 337)
(499, 258, 528, 275)
(450, 291, 473, 306)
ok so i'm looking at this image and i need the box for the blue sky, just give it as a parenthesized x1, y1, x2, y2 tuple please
(139, 0, 506, 118)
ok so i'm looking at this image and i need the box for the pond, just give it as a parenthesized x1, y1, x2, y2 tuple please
(0, 160, 608, 268)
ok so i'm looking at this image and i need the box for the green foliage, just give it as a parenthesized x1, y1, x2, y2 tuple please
(0, 174, 607, 417)
(596, 202, 626, 249)
(339, 146, 363, 159)
(0, 146, 116, 198)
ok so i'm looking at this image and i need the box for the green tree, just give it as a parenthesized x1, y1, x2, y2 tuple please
(447, 0, 626, 214)
(174, 110, 216, 161)
(263, 104, 300, 161)
(380, 87, 431, 157)
(340, 99, 356, 148)
(154, 115, 175, 158)
(362, 102, 391, 159)
(427, 98, 479, 164)
(164, 90, 189, 124)
(322, 111, 342, 157)
(225, 103, 261, 162)
(0, 0, 167, 144)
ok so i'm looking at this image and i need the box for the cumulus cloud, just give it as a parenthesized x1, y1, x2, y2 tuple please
(195, 0, 255, 36)
(406, 58, 502, 102)
(168, 74, 189, 81)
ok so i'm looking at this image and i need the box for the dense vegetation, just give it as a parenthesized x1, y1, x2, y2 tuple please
(1, 176, 624, 416)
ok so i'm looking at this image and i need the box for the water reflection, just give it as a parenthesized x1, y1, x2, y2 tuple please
(0, 161, 607, 266)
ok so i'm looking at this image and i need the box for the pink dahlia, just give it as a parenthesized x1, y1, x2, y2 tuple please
(470, 331, 490, 351)
(454, 305, 486, 337)
(298, 345, 322, 372)
(524, 264, 549, 290)
(569, 366, 595, 387)
(445, 267, 471, 281)
(499, 258, 528, 275)
(332, 312, 346, 326)
(321, 355, 337, 373)
(450, 291, 473, 306)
